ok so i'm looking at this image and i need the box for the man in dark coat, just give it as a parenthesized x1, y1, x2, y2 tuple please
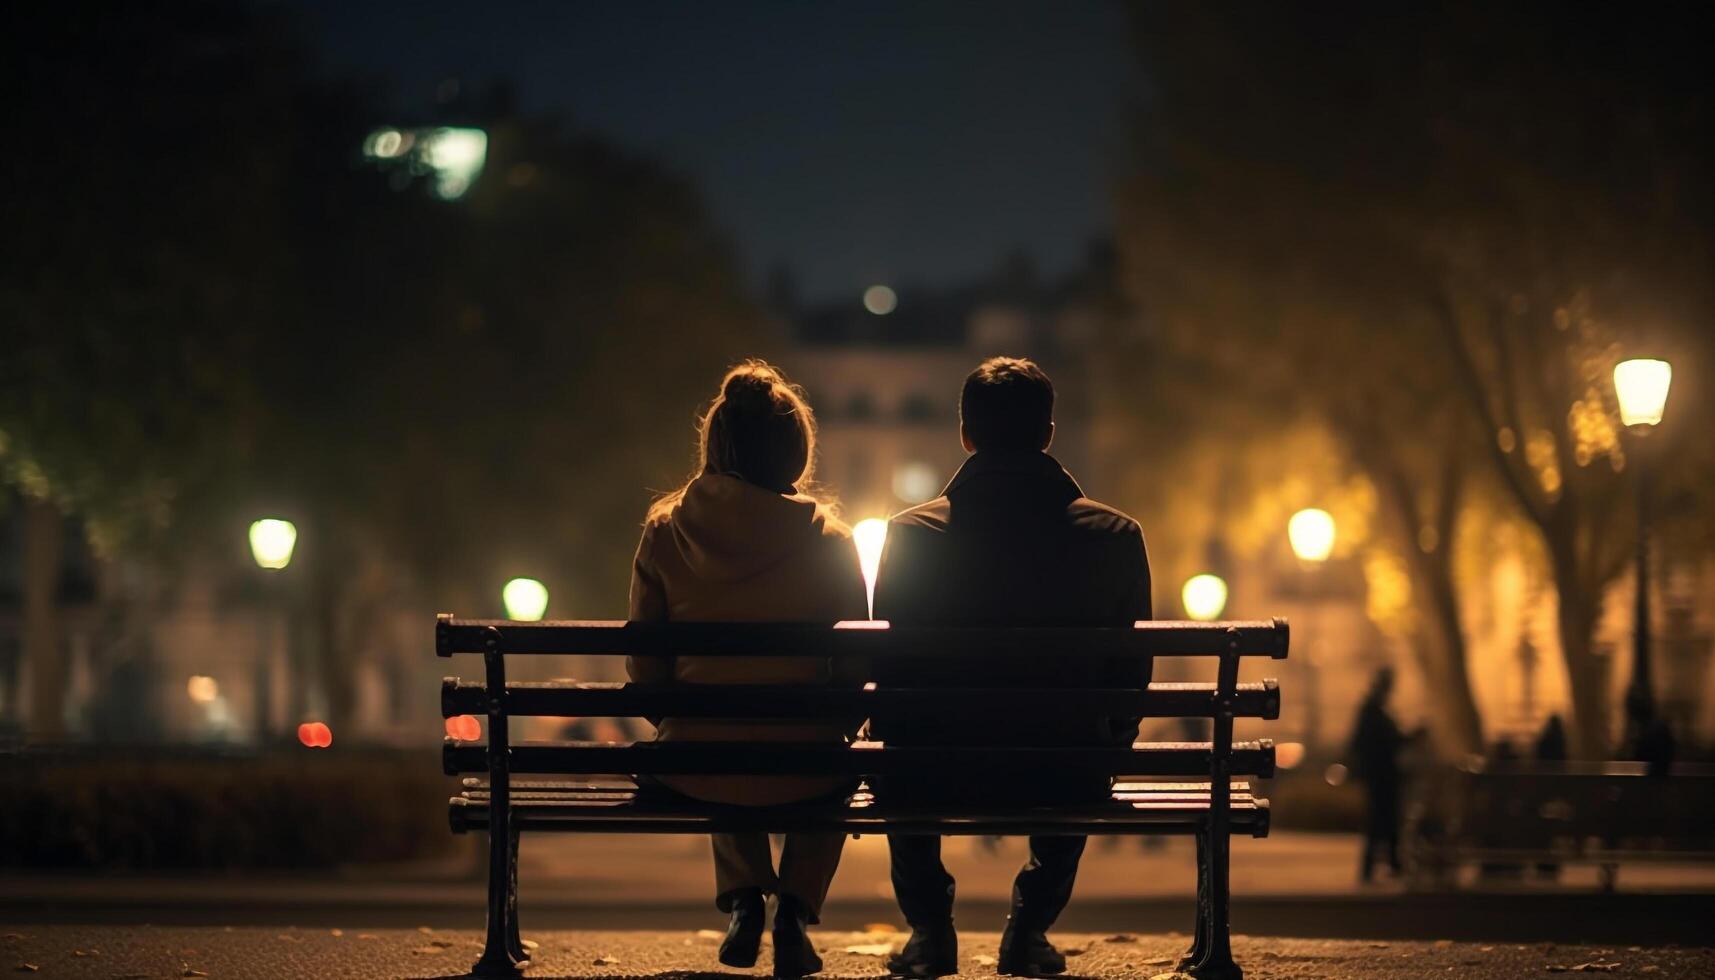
(871, 357, 1153, 978)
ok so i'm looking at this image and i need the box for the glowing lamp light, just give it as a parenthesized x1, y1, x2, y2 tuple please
(249, 518, 297, 570)
(422, 127, 488, 200)
(502, 577, 549, 621)
(853, 519, 888, 595)
(297, 721, 333, 748)
(1275, 741, 1306, 770)
(862, 285, 898, 316)
(186, 675, 219, 704)
(1288, 508, 1336, 564)
(445, 715, 482, 741)
(1613, 358, 1672, 428)
(1181, 573, 1229, 622)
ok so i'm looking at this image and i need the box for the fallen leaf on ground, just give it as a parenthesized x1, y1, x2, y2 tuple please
(417, 926, 435, 935)
(330, 929, 343, 937)
(73, 950, 100, 957)
(430, 939, 457, 948)
(357, 934, 379, 941)
(594, 955, 620, 965)
(843, 943, 895, 956)
(974, 955, 997, 967)
(1141, 957, 1175, 967)
(695, 929, 723, 940)
(1479, 946, 1495, 952)
(1571, 963, 1620, 973)
(410, 945, 447, 955)
(1105, 934, 1138, 944)
(521, 939, 539, 950)
(183, 965, 210, 977)
(1369, 942, 1390, 949)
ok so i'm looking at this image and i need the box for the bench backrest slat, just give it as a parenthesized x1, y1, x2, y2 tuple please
(440, 679, 1281, 721)
(443, 739, 1278, 778)
(437, 616, 1289, 658)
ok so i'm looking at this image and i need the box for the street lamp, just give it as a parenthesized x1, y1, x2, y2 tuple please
(1289, 508, 1336, 751)
(502, 578, 550, 622)
(248, 518, 298, 743)
(1614, 357, 1673, 758)
(248, 518, 297, 570)
(1182, 573, 1229, 622)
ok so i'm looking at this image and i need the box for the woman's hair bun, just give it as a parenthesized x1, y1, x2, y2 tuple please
(722, 362, 782, 410)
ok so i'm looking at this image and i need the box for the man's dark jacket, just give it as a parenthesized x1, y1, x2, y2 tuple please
(869, 450, 1152, 804)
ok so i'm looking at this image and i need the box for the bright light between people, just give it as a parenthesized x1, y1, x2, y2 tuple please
(248, 518, 298, 570)
(1181, 573, 1229, 621)
(853, 518, 888, 614)
(862, 285, 898, 316)
(1288, 508, 1336, 563)
(1613, 358, 1672, 427)
(502, 577, 549, 622)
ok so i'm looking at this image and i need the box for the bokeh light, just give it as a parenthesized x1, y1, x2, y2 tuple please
(1287, 508, 1336, 563)
(296, 722, 333, 748)
(862, 285, 897, 316)
(1181, 573, 1229, 621)
(186, 675, 219, 704)
(891, 461, 940, 504)
(248, 518, 297, 570)
(502, 577, 550, 621)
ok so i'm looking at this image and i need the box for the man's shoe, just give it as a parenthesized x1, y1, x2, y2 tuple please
(718, 888, 765, 968)
(997, 926, 1067, 977)
(771, 894, 824, 978)
(886, 923, 958, 978)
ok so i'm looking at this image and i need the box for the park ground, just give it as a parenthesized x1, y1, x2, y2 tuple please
(6, 834, 1714, 976)
(5, 927, 1714, 980)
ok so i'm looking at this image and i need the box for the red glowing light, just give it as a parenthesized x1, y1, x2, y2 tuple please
(445, 715, 482, 741)
(297, 721, 332, 748)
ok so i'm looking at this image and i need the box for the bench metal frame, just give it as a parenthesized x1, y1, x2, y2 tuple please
(437, 615, 1289, 979)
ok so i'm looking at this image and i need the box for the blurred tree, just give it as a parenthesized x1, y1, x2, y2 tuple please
(1, 2, 300, 734)
(1119, 1, 1713, 756)
(2, 4, 768, 735)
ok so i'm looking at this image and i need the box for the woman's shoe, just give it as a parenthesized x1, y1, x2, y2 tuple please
(771, 893, 824, 978)
(719, 888, 766, 968)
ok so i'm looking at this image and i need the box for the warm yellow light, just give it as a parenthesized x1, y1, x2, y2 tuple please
(1613, 358, 1672, 427)
(248, 518, 298, 570)
(502, 577, 549, 621)
(862, 285, 898, 316)
(1181, 573, 1228, 621)
(892, 461, 939, 504)
(1288, 508, 1336, 563)
(1276, 741, 1306, 770)
(186, 675, 219, 704)
(852, 518, 889, 613)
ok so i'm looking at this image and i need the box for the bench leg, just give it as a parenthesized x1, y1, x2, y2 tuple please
(506, 823, 525, 962)
(472, 820, 526, 977)
(1178, 827, 1209, 971)
(1187, 824, 1240, 980)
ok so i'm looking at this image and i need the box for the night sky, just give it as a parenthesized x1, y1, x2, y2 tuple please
(283, 0, 1136, 305)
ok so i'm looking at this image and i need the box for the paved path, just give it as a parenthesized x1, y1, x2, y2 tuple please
(5, 927, 1711, 980)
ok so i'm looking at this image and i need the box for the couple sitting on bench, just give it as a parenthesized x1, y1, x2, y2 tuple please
(628, 355, 1151, 978)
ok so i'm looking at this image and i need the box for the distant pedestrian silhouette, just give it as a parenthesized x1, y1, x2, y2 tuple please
(1350, 667, 1412, 882)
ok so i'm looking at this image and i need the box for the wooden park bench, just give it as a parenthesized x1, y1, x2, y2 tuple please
(1406, 760, 1715, 891)
(437, 615, 1290, 979)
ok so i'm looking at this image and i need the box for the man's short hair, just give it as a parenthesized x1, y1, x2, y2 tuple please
(960, 356, 1054, 451)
